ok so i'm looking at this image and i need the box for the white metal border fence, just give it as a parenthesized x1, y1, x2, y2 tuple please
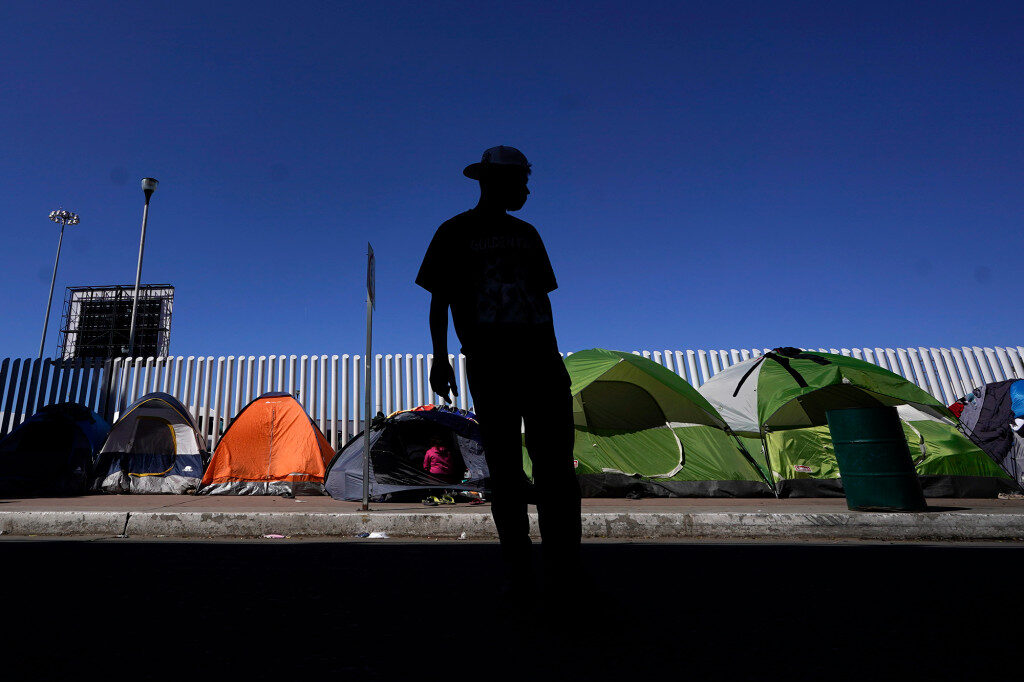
(0, 345, 1021, 450)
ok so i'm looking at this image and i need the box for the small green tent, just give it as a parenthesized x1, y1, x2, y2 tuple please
(698, 348, 1013, 496)
(526, 349, 772, 497)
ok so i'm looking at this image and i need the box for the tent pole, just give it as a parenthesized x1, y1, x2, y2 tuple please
(362, 245, 374, 511)
(729, 431, 774, 494)
(361, 299, 372, 510)
(761, 430, 779, 498)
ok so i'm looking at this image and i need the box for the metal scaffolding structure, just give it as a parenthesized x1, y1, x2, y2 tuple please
(57, 284, 174, 360)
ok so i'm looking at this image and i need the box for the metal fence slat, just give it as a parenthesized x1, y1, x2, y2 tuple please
(35, 359, 52, 413)
(319, 354, 328, 433)
(928, 348, 956, 406)
(994, 347, 1015, 380)
(12, 359, 32, 431)
(0, 359, 9, 435)
(331, 355, 339, 450)
(1006, 347, 1024, 380)
(972, 347, 995, 383)
(938, 348, 966, 400)
(2, 359, 20, 435)
(983, 347, 1005, 381)
(906, 349, 929, 391)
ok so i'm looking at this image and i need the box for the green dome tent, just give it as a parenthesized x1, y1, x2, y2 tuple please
(698, 348, 1012, 496)
(529, 349, 772, 497)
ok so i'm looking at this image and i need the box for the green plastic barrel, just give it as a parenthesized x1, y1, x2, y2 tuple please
(826, 406, 927, 512)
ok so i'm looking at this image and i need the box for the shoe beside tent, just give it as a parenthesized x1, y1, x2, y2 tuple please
(551, 349, 772, 497)
(0, 403, 110, 496)
(93, 392, 208, 494)
(200, 392, 335, 495)
(698, 348, 1013, 496)
(325, 405, 487, 502)
(951, 379, 1024, 490)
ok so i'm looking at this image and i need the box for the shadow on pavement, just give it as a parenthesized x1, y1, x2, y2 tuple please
(3, 540, 1020, 680)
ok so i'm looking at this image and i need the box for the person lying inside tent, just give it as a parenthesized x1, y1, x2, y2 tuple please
(423, 436, 463, 483)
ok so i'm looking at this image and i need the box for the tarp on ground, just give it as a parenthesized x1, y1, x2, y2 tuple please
(698, 348, 1012, 496)
(325, 405, 488, 502)
(0, 403, 110, 496)
(200, 392, 335, 495)
(92, 392, 208, 494)
(546, 349, 772, 497)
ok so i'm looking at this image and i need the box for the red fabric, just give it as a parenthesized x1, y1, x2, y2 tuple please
(423, 446, 455, 476)
(949, 401, 964, 418)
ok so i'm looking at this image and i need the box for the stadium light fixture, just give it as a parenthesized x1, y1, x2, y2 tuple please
(39, 209, 80, 361)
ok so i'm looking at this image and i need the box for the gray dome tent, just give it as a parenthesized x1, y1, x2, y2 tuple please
(92, 392, 208, 494)
(325, 405, 488, 502)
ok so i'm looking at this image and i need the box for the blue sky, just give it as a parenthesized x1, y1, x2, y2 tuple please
(1, 1, 1021, 359)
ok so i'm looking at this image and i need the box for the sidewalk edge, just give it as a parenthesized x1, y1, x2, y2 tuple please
(3, 510, 1024, 541)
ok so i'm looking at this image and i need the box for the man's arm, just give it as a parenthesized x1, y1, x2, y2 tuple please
(428, 293, 459, 403)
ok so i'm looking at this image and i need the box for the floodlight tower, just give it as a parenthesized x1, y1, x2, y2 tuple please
(126, 177, 158, 357)
(39, 209, 80, 361)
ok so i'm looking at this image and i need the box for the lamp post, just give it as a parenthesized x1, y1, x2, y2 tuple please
(39, 209, 80, 361)
(126, 177, 158, 357)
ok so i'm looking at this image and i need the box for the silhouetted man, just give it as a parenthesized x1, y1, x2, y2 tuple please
(416, 146, 581, 595)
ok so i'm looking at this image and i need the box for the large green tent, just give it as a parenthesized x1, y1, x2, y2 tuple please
(526, 349, 772, 497)
(698, 348, 1013, 496)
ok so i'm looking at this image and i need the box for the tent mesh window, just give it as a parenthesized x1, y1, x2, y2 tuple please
(580, 381, 667, 431)
(769, 385, 888, 430)
(131, 416, 177, 456)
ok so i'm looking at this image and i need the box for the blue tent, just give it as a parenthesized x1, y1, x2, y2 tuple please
(325, 405, 488, 501)
(93, 392, 208, 494)
(0, 403, 110, 496)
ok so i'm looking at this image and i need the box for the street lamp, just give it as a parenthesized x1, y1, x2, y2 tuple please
(126, 177, 158, 357)
(39, 209, 80, 361)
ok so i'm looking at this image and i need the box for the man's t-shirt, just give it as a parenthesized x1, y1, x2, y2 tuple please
(416, 209, 559, 358)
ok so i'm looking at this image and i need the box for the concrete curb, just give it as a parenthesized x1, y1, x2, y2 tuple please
(3, 509, 1024, 541)
(600, 511, 1024, 541)
(0, 511, 128, 536)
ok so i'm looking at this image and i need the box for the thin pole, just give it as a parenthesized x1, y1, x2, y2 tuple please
(127, 196, 151, 356)
(38, 221, 66, 361)
(761, 430, 779, 498)
(361, 295, 373, 510)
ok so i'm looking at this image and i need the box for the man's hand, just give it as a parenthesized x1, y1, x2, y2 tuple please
(430, 359, 459, 404)
(427, 294, 458, 403)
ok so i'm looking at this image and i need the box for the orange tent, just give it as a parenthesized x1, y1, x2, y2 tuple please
(200, 392, 335, 495)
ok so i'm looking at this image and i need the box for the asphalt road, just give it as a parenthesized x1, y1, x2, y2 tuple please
(3, 538, 1019, 680)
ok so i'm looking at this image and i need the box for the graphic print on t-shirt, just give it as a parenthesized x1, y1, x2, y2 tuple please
(473, 238, 553, 326)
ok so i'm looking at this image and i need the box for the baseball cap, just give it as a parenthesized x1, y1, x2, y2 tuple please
(463, 145, 531, 179)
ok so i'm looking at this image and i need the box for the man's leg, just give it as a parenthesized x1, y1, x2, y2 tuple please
(466, 362, 532, 579)
(523, 366, 581, 578)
